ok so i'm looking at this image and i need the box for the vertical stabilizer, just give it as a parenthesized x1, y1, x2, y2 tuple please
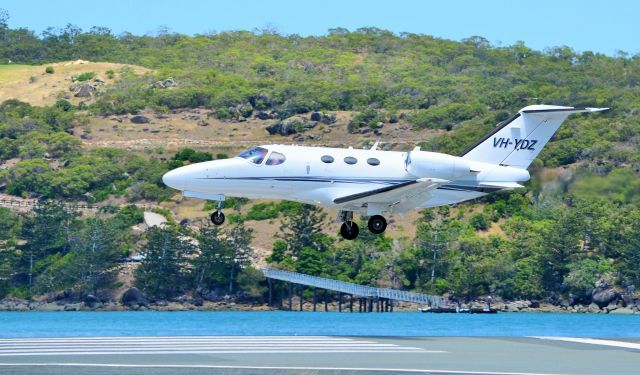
(459, 105, 607, 168)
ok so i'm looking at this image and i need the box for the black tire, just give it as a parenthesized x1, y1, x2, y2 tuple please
(210, 212, 225, 225)
(367, 215, 387, 234)
(340, 221, 359, 240)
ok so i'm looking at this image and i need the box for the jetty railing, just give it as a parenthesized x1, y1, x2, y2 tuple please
(262, 267, 443, 307)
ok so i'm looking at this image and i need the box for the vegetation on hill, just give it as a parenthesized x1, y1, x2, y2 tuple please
(0, 12, 639, 306)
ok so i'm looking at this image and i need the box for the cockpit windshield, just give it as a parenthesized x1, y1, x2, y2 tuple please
(237, 147, 269, 164)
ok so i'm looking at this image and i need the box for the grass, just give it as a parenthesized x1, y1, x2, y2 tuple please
(0, 64, 34, 83)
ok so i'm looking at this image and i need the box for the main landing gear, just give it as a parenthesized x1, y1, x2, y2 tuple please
(339, 211, 388, 240)
(340, 221, 359, 240)
(367, 215, 387, 235)
(210, 199, 225, 225)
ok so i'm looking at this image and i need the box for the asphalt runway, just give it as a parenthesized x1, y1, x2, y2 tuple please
(0, 336, 638, 374)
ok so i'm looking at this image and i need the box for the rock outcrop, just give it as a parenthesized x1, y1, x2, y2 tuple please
(591, 284, 620, 308)
(152, 77, 177, 89)
(130, 115, 150, 124)
(122, 287, 148, 309)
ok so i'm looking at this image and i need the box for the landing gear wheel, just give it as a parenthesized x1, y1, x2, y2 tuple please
(367, 215, 387, 234)
(210, 211, 225, 225)
(340, 221, 359, 240)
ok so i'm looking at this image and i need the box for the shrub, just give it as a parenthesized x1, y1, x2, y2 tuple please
(76, 72, 96, 82)
(409, 103, 485, 130)
(347, 107, 384, 132)
(45, 66, 54, 74)
(215, 107, 231, 120)
(54, 99, 72, 112)
(470, 213, 490, 231)
(245, 202, 279, 221)
(239, 104, 253, 118)
(115, 205, 145, 227)
(172, 148, 213, 163)
(105, 69, 115, 79)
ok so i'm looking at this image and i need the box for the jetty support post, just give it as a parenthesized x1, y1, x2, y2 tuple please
(313, 287, 317, 311)
(338, 292, 343, 312)
(349, 294, 354, 312)
(324, 289, 328, 312)
(268, 278, 272, 307)
(299, 286, 304, 311)
(288, 282, 293, 311)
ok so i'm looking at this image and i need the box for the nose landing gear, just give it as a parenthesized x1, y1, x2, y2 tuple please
(210, 199, 225, 225)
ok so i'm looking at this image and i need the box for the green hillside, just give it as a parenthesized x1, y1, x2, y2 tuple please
(0, 21, 639, 307)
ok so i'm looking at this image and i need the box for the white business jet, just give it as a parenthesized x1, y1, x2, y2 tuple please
(163, 105, 607, 240)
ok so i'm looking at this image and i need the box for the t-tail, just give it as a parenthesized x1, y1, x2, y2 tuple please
(459, 105, 608, 168)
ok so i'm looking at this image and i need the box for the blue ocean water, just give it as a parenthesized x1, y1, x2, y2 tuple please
(0, 311, 638, 338)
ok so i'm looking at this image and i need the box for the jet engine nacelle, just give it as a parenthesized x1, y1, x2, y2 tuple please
(405, 151, 471, 180)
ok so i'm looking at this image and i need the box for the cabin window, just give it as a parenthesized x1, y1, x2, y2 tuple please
(237, 147, 268, 164)
(367, 158, 380, 166)
(321, 155, 334, 163)
(344, 156, 357, 165)
(266, 151, 286, 166)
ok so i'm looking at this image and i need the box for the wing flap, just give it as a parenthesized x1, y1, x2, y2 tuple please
(333, 178, 446, 212)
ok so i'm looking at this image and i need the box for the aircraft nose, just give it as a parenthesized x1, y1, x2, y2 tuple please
(162, 168, 185, 190)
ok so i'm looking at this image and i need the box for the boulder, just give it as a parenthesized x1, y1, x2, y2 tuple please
(588, 303, 601, 313)
(83, 294, 102, 308)
(609, 307, 634, 315)
(605, 302, 619, 312)
(74, 83, 95, 98)
(529, 300, 540, 308)
(64, 303, 83, 311)
(122, 287, 148, 308)
(310, 111, 322, 121)
(304, 121, 318, 130)
(69, 82, 82, 91)
(321, 113, 337, 124)
(621, 294, 633, 307)
(162, 78, 176, 88)
(591, 288, 619, 308)
(388, 114, 399, 123)
(256, 111, 273, 120)
(266, 122, 297, 136)
(193, 296, 203, 307)
(130, 115, 150, 124)
(202, 290, 220, 302)
(153, 77, 177, 89)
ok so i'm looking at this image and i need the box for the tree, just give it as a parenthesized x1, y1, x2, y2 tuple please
(21, 201, 75, 261)
(134, 227, 194, 299)
(0, 8, 8, 29)
(225, 219, 254, 293)
(66, 218, 124, 296)
(0, 208, 19, 241)
(192, 226, 230, 292)
(280, 204, 328, 256)
(18, 201, 77, 294)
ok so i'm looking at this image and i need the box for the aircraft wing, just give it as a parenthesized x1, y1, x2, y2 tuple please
(333, 178, 445, 213)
